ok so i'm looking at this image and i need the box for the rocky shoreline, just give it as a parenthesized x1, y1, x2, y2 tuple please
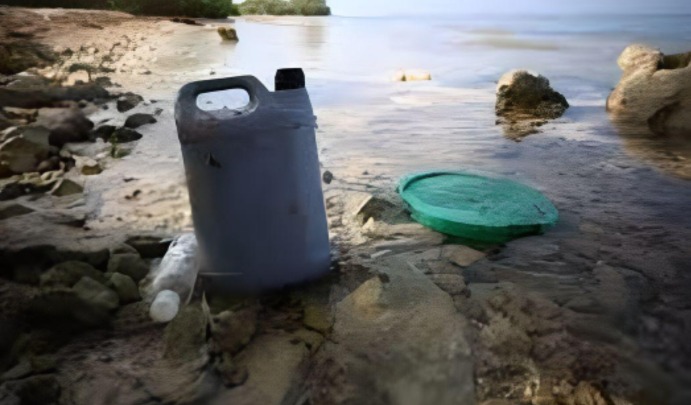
(1, 6, 690, 405)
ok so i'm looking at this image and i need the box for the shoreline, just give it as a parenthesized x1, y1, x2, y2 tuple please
(1, 6, 691, 404)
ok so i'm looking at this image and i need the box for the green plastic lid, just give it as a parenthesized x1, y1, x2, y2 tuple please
(398, 171, 558, 243)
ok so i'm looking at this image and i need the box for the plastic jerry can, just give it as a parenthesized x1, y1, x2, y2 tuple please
(174, 71, 330, 294)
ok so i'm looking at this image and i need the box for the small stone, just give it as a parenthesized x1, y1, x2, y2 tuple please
(73, 155, 102, 175)
(49, 178, 83, 196)
(35, 107, 94, 147)
(73, 276, 120, 311)
(108, 272, 141, 304)
(116, 93, 143, 113)
(442, 245, 486, 267)
(0, 134, 50, 174)
(90, 125, 116, 141)
(110, 243, 138, 255)
(40, 261, 106, 287)
(109, 127, 142, 143)
(107, 253, 150, 281)
(124, 113, 156, 129)
(36, 156, 60, 173)
(62, 139, 110, 158)
(210, 307, 258, 354)
(322, 170, 333, 184)
(303, 304, 333, 333)
(217, 27, 239, 41)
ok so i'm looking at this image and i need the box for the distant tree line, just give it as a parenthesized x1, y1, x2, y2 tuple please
(239, 0, 330, 16)
(1, 0, 330, 17)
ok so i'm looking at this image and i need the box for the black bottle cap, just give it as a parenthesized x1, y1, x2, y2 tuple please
(275, 68, 305, 91)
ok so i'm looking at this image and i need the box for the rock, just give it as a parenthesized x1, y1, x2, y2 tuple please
(0, 127, 22, 143)
(495, 70, 569, 120)
(427, 273, 467, 296)
(0, 202, 33, 220)
(62, 139, 110, 158)
(116, 92, 143, 112)
(217, 27, 239, 41)
(107, 253, 150, 281)
(28, 288, 110, 326)
(107, 272, 140, 304)
(110, 243, 138, 255)
(49, 178, 83, 196)
(125, 236, 173, 258)
(0, 110, 12, 131)
(309, 254, 474, 405)
(1, 358, 32, 381)
(607, 44, 691, 137)
(442, 245, 486, 267)
(34, 107, 94, 146)
(392, 69, 432, 82)
(36, 156, 60, 173)
(3, 375, 61, 405)
(210, 307, 258, 354)
(163, 298, 209, 362)
(0, 131, 50, 174)
(0, 82, 109, 108)
(215, 353, 248, 387)
(73, 155, 102, 175)
(90, 125, 116, 141)
(124, 113, 156, 129)
(322, 170, 333, 184)
(302, 304, 333, 333)
(73, 276, 120, 311)
(109, 127, 142, 143)
(39, 260, 106, 287)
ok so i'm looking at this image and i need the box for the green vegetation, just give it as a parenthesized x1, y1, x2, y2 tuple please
(2, 0, 239, 18)
(238, 0, 330, 15)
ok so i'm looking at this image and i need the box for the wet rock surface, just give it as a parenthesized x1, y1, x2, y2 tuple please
(495, 70, 569, 140)
(607, 44, 691, 138)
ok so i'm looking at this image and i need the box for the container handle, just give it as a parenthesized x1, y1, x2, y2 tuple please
(175, 75, 271, 119)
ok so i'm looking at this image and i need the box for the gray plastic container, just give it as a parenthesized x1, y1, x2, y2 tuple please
(174, 75, 330, 294)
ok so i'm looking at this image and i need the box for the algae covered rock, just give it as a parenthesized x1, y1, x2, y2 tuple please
(107, 272, 141, 304)
(107, 253, 150, 282)
(495, 70, 569, 119)
(39, 261, 106, 287)
(218, 27, 239, 42)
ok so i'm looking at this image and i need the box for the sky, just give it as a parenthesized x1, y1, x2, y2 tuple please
(326, 0, 690, 16)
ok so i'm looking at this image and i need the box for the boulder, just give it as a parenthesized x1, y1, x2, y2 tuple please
(217, 27, 239, 42)
(392, 69, 432, 82)
(39, 261, 106, 287)
(34, 107, 94, 146)
(0, 129, 50, 174)
(107, 253, 150, 282)
(107, 272, 141, 304)
(116, 93, 143, 113)
(495, 70, 569, 119)
(607, 44, 691, 137)
(124, 113, 156, 129)
(90, 125, 116, 141)
(109, 127, 142, 143)
(73, 276, 120, 311)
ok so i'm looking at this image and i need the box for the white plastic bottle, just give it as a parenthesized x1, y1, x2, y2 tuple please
(149, 233, 199, 323)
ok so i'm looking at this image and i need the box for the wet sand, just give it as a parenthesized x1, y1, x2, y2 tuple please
(1, 6, 691, 405)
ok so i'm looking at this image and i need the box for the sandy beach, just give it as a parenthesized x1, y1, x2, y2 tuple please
(1, 6, 690, 404)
